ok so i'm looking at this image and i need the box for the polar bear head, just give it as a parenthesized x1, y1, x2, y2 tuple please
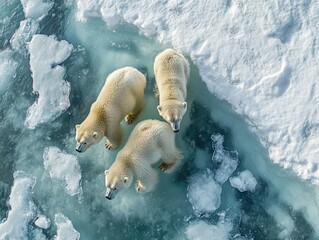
(157, 102, 187, 132)
(75, 124, 103, 153)
(104, 166, 133, 200)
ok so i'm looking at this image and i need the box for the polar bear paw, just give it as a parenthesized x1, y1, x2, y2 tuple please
(105, 140, 113, 150)
(125, 113, 137, 124)
(135, 180, 145, 192)
(159, 162, 175, 172)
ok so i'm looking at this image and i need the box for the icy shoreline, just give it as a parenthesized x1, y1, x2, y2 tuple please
(76, 0, 319, 184)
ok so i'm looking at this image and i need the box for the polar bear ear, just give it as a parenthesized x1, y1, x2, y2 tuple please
(104, 170, 109, 175)
(157, 105, 162, 114)
(93, 132, 98, 139)
(182, 102, 187, 109)
(75, 124, 80, 129)
(123, 177, 129, 183)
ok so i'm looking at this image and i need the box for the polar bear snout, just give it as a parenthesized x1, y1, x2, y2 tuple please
(105, 188, 117, 200)
(75, 142, 84, 153)
(170, 121, 180, 132)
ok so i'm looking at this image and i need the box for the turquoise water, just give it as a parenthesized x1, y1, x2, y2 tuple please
(0, 1, 318, 239)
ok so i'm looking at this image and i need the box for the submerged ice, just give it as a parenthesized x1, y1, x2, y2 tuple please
(0, 0, 319, 239)
(43, 147, 82, 196)
(187, 169, 221, 214)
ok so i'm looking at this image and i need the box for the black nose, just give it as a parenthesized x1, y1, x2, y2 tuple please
(105, 195, 112, 200)
(174, 129, 179, 133)
(76, 148, 82, 153)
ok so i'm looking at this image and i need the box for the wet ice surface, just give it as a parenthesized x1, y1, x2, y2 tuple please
(0, 0, 319, 239)
(230, 170, 257, 193)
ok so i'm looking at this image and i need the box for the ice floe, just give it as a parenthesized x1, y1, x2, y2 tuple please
(43, 146, 82, 196)
(25, 34, 73, 129)
(0, 50, 18, 94)
(185, 219, 232, 240)
(229, 170, 257, 192)
(0, 171, 37, 239)
(53, 213, 80, 240)
(20, 0, 53, 21)
(211, 134, 239, 184)
(187, 169, 221, 214)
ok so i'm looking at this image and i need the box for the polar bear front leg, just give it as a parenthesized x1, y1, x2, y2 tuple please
(135, 180, 146, 192)
(105, 124, 123, 150)
(125, 96, 144, 124)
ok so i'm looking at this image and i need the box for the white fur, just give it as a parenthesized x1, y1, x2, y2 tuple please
(75, 67, 146, 152)
(154, 48, 190, 132)
(104, 119, 183, 199)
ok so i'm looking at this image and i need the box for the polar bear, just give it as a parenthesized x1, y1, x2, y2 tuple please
(154, 48, 190, 132)
(75, 67, 146, 152)
(104, 119, 183, 200)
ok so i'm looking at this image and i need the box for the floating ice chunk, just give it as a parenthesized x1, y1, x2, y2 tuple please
(0, 50, 18, 94)
(230, 170, 257, 192)
(43, 147, 82, 196)
(185, 220, 232, 240)
(54, 213, 80, 240)
(0, 171, 37, 239)
(187, 169, 221, 214)
(35, 215, 51, 229)
(211, 134, 239, 184)
(20, 0, 54, 21)
(10, 19, 39, 52)
(25, 34, 73, 129)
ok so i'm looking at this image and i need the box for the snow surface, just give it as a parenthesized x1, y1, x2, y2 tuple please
(211, 134, 239, 184)
(53, 213, 80, 240)
(25, 34, 73, 129)
(43, 147, 82, 196)
(187, 170, 221, 214)
(76, 0, 319, 184)
(229, 170, 257, 192)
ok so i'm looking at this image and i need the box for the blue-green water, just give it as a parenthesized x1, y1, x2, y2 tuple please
(0, 1, 318, 239)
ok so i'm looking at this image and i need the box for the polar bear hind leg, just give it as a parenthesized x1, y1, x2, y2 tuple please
(135, 166, 158, 192)
(105, 124, 123, 150)
(160, 147, 183, 173)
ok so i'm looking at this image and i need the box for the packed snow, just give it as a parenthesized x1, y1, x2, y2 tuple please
(53, 213, 80, 240)
(187, 169, 221, 214)
(43, 147, 82, 196)
(229, 170, 257, 192)
(76, 0, 319, 184)
(211, 134, 239, 184)
(25, 34, 73, 129)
